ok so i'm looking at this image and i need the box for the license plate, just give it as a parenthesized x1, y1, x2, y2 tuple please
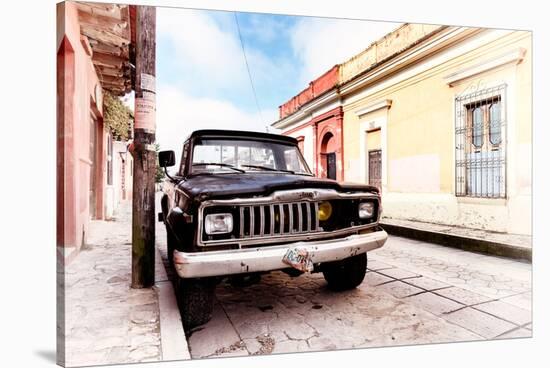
(282, 247, 314, 272)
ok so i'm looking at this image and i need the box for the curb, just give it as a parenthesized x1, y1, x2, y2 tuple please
(380, 222, 532, 262)
(155, 248, 192, 361)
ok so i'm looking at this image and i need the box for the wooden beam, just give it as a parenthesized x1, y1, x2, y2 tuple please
(101, 83, 126, 93)
(78, 10, 129, 37)
(101, 85, 125, 92)
(102, 67, 131, 84)
(104, 88, 126, 97)
(102, 84, 125, 92)
(92, 53, 127, 68)
(75, 2, 125, 20)
(101, 81, 127, 88)
(120, 3, 131, 41)
(81, 26, 130, 48)
(80, 35, 93, 57)
(96, 66, 124, 78)
(99, 75, 126, 86)
(98, 75, 132, 89)
(90, 42, 128, 58)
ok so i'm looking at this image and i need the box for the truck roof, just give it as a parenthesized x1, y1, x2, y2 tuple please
(188, 129, 298, 145)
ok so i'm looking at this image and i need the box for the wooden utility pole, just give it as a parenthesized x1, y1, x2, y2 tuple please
(131, 6, 156, 288)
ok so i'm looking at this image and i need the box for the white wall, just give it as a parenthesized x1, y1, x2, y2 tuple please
(287, 125, 315, 172)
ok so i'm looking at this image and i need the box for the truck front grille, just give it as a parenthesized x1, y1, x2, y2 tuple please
(238, 202, 320, 238)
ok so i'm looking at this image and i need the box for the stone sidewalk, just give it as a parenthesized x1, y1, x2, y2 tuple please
(61, 201, 189, 367)
(380, 218, 532, 261)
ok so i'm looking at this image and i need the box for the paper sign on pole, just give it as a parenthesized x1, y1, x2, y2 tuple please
(135, 91, 156, 132)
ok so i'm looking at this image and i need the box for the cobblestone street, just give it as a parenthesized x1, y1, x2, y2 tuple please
(62, 199, 532, 365)
(167, 234, 532, 358)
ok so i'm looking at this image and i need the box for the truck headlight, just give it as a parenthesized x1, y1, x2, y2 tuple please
(204, 213, 233, 234)
(318, 201, 333, 221)
(358, 202, 375, 219)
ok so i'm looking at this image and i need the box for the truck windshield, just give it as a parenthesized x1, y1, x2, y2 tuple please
(190, 138, 312, 175)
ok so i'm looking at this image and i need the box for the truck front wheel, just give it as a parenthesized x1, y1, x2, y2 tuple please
(322, 253, 367, 291)
(175, 277, 216, 330)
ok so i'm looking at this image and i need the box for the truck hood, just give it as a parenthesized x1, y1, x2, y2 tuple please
(176, 173, 379, 201)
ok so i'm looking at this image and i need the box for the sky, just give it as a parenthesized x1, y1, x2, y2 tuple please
(139, 7, 400, 158)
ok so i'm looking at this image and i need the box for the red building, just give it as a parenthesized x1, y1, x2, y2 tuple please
(275, 65, 344, 181)
(57, 1, 134, 263)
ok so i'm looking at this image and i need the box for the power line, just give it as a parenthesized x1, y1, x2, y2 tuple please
(233, 12, 266, 130)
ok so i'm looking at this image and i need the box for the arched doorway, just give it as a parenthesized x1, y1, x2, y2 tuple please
(320, 131, 337, 179)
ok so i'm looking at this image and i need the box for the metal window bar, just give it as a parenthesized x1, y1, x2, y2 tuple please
(455, 84, 507, 198)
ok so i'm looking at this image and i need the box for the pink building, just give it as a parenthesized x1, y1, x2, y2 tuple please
(275, 65, 344, 181)
(57, 1, 134, 263)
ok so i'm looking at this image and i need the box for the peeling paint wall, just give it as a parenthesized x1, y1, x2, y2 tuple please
(340, 24, 445, 84)
(279, 66, 339, 119)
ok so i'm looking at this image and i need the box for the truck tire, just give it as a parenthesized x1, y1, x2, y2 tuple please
(176, 277, 216, 330)
(166, 226, 176, 266)
(322, 253, 367, 291)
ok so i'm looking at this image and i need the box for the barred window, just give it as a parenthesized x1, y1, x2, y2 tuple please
(455, 84, 506, 198)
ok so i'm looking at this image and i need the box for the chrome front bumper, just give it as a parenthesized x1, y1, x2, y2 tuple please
(173, 229, 388, 278)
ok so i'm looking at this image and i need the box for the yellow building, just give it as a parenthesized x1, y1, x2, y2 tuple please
(274, 24, 532, 235)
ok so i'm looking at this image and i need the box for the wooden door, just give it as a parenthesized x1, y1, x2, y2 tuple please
(368, 149, 381, 190)
(326, 152, 336, 180)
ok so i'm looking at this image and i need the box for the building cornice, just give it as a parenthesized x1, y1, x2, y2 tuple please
(354, 99, 392, 117)
(273, 26, 482, 131)
(443, 47, 526, 86)
(339, 26, 482, 97)
(271, 88, 341, 130)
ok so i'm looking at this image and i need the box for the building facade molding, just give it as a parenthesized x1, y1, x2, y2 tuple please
(342, 28, 518, 112)
(443, 47, 526, 86)
(272, 88, 340, 130)
(354, 99, 392, 117)
(274, 26, 479, 131)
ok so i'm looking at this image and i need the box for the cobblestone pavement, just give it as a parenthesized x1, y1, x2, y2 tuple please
(179, 234, 532, 358)
(62, 203, 162, 367)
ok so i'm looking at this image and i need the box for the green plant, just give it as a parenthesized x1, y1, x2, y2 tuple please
(103, 91, 132, 141)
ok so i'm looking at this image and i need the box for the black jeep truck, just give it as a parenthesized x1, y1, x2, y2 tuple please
(159, 130, 387, 329)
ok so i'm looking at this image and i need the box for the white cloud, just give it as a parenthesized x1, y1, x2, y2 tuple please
(158, 8, 247, 89)
(155, 85, 278, 159)
(157, 8, 292, 96)
(154, 7, 402, 143)
(156, 8, 291, 126)
(290, 18, 400, 86)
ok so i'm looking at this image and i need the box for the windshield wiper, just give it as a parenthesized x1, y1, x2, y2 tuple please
(192, 162, 245, 173)
(241, 164, 295, 174)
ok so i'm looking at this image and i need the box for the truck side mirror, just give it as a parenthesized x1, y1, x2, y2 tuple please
(159, 150, 175, 167)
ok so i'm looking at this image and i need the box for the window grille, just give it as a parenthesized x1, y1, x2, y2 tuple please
(455, 84, 506, 198)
